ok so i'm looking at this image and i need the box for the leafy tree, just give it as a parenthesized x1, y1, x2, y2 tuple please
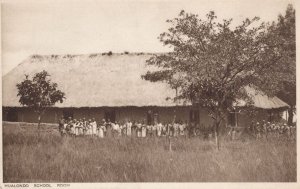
(142, 10, 286, 149)
(267, 4, 295, 125)
(16, 70, 65, 131)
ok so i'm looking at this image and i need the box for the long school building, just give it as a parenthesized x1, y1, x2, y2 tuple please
(2, 53, 289, 127)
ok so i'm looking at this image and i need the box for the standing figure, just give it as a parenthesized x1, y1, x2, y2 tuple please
(63, 122, 68, 136)
(267, 122, 272, 132)
(116, 121, 121, 137)
(84, 119, 88, 136)
(285, 124, 290, 138)
(147, 124, 152, 137)
(141, 122, 147, 138)
(157, 122, 162, 137)
(162, 123, 167, 136)
(106, 119, 112, 138)
(179, 121, 185, 136)
(167, 123, 173, 137)
(189, 122, 195, 137)
(111, 121, 118, 137)
(70, 120, 76, 136)
(65, 119, 71, 136)
(91, 118, 97, 136)
(262, 120, 267, 139)
(131, 121, 137, 137)
(82, 118, 87, 135)
(183, 121, 188, 136)
(137, 121, 142, 138)
(78, 119, 84, 135)
(152, 124, 157, 137)
(256, 122, 261, 139)
(173, 122, 179, 137)
(100, 119, 107, 136)
(74, 119, 80, 136)
(111, 121, 116, 137)
(58, 116, 65, 137)
(98, 122, 106, 138)
(126, 120, 132, 137)
(87, 119, 92, 136)
(121, 122, 127, 136)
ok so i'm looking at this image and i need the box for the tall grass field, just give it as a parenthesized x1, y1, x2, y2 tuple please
(2, 122, 296, 182)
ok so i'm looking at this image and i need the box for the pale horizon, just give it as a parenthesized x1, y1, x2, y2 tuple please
(2, 0, 295, 75)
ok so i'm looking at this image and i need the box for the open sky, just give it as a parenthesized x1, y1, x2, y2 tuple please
(1, 0, 295, 75)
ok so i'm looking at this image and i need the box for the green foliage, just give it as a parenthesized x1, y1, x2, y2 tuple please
(16, 70, 65, 114)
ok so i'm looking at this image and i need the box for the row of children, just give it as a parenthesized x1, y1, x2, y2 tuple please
(58, 117, 189, 138)
(251, 120, 296, 139)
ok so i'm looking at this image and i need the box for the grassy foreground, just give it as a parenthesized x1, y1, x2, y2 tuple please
(2, 122, 296, 182)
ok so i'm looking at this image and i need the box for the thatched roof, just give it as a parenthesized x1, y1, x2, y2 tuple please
(3, 53, 179, 107)
(235, 86, 289, 109)
(3, 53, 289, 109)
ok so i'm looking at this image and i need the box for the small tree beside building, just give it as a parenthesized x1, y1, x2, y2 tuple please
(16, 70, 65, 131)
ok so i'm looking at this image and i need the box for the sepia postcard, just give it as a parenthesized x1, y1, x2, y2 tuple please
(0, 0, 299, 188)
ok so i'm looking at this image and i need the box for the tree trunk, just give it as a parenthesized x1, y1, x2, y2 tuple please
(288, 107, 294, 125)
(37, 114, 41, 136)
(168, 136, 172, 152)
(167, 124, 172, 151)
(215, 121, 220, 150)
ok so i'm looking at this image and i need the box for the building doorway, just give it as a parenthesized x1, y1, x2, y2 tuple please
(105, 110, 116, 123)
(63, 110, 74, 120)
(189, 109, 199, 124)
(228, 112, 236, 126)
(147, 110, 158, 125)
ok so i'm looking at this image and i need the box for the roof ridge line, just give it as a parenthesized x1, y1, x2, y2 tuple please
(28, 52, 168, 59)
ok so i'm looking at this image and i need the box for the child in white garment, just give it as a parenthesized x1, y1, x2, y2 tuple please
(137, 121, 142, 138)
(74, 119, 80, 136)
(157, 122, 162, 137)
(91, 118, 97, 136)
(141, 122, 147, 138)
(98, 123, 106, 138)
(87, 119, 92, 136)
(126, 120, 132, 136)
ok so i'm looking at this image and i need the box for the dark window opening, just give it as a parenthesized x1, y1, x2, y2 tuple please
(147, 110, 153, 125)
(3, 108, 18, 122)
(63, 110, 73, 120)
(228, 112, 236, 126)
(153, 113, 159, 124)
(268, 111, 281, 122)
(147, 110, 158, 125)
(189, 109, 199, 124)
(105, 110, 116, 123)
